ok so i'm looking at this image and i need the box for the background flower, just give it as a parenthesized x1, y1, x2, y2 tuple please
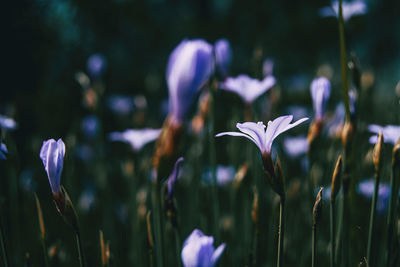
(108, 128, 161, 152)
(368, 124, 400, 145)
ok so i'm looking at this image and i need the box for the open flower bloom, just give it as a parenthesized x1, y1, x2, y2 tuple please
(319, 0, 367, 22)
(0, 143, 8, 160)
(181, 229, 226, 267)
(109, 128, 161, 152)
(368, 124, 400, 145)
(310, 77, 331, 120)
(214, 39, 232, 78)
(39, 139, 65, 194)
(220, 74, 276, 104)
(167, 39, 214, 124)
(166, 157, 184, 198)
(216, 115, 308, 156)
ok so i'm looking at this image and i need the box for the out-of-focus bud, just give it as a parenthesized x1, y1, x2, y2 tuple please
(313, 188, 323, 227)
(233, 163, 249, 188)
(214, 39, 232, 79)
(251, 188, 259, 225)
(307, 120, 323, 145)
(373, 132, 384, 173)
(331, 155, 342, 202)
(35, 194, 46, 239)
(341, 121, 354, 148)
(310, 77, 331, 121)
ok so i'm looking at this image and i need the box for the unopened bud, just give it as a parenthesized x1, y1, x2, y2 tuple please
(373, 132, 384, 173)
(330, 155, 342, 202)
(341, 121, 354, 148)
(251, 188, 259, 224)
(313, 188, 323, 227)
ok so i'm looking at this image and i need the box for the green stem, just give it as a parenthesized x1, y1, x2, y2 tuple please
(0, 217, 9, 267)
(367, 173, 380, 265)
(41, 237, 49, 267)
(338, 0, 351, 121)
(152, 182, 164, 267)
(174, 228, 182, 267)
(312, 224, 316, 267)
(386, 163, 399, 267)
(330, 201, 336, 267)
(208, 86, 220, 241)
(277, 197, 284, 267)
(75, 231, 85, 267)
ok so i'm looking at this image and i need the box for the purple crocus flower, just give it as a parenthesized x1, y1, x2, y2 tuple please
(39, 139, 65, 194)
(167, 39, 214, 124)
(357, 179, 390, 215)
(0, 143, 8, 160)
(283, 136, 309, 158)
(319, 0, 367, 22)
(108, 128, 162, 152)
(368, 124, 400, 145)
(86, 53, 107, 79)
(220, 74, 276, 104)
(0, 114, 18, 131)
(216, 115, 308, 156)
(181, 229, 226, 267)
(214, 39, 232, 78)
(310, 77, 331, 120)
(166, 157, 184, 198)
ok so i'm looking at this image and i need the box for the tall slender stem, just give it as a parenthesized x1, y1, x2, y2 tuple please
(208, 85, 220, 241)
(338, 0, 351, 121)
(174, 228, 182, 267)
(386, 162, 399, 267)
(152, 182, 164, 267)
(312, 223, 316, 267)
(0, 217, 9, 267)
(75, 231, 85, 267)
(41, 237, 49, 267)
(330, 202, 336, 267)
(367, 173, 380, 265)
(277, 197, 285, 267)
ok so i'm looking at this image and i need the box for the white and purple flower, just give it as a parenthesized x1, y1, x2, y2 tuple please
(39, 139, 66, 194)
(181, 229, 226, 267)
(368, 124, 400, 145)
(108, 128, 162, 152)
(167, 39, 214, 123)
(310, 77, 331, 120)
(220, 74, 276, 104)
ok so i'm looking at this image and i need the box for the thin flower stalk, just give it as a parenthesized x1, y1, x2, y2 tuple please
(367, 133, 384, 265)
(330, 156, 342, 267)
(386, 139, 400, 267)
(312, 188, 323, 267)
(146, 211, 155, 267)
(0, 214, 9, 267)
(35, 194, 49, 267)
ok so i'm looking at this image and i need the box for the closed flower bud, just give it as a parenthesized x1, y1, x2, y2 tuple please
(40, 139, 65, 195)
(341, 121, 354, 148)
(313, 187, 323, 227)
(214, 39, 232, 79)
(167, 39, 214, 124)
(331, 155, 342, 202)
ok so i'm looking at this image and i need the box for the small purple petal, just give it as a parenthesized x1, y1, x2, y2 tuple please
(167, 157, 184, 197)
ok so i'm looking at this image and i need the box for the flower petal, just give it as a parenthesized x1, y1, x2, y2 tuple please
(211, 243, 226, 266)
(236, 122, 267, 153)
(216, 131, 262, 151)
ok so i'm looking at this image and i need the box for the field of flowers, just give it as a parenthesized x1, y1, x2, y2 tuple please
(2, 0, 400, 266)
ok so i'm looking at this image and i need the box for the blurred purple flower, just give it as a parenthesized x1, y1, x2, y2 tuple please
(357, 179, 390, 215)
(108, 128, 162, 151)
(0, 143, 8, 160)
(81, 115, 100, 139)
(166, 157, 184, 198)
(0, 114, 18, 131)
(106, 95, 135, 115)
(216, 115, 308, 156)
(202, 165, 236, 186)
(319, 0, 367, 22)
(78, 187, 96, 212)
(220, 74, 276, 104)
(39, 139, 65, 194)
(283, 136, 308, 158)
(310, 77, 331, 120)
(285, 106, 311, 121)
(75, 144, 95, 162)
(263, 58, 274, 77)
(86, 53, 107, 79)
(368, 124, 400, 145)
(214, 39, 232, 78)
(181, 229, 226, 267)
(167, 39, 214, 123)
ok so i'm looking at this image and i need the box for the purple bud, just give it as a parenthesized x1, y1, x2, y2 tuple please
(310, 77, 331, 120)
(214, 39, 232, 78)
(39, 139, 65, 194)
(87, 53, 107, 79)
(167, 39, 214, 123)
(181, 229, 226, 267)
(166, 157, 184, 198)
